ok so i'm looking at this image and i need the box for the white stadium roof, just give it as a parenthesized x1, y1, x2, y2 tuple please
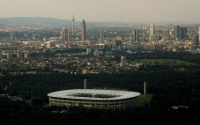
(48, 89, 141, 101)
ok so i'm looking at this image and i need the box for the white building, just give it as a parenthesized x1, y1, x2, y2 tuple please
(199, 27, 200, 43)
(120, 56, 126, 67)
(150, 23, 155, 42)
(48, 89, 141, 110)
(47, 41, 55, 48)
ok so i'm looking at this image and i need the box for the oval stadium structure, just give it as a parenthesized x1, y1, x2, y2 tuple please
(48, 89, 141, 110)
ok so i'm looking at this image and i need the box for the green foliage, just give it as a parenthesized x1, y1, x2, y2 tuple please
(1, 71, 199, 106)
(126, 51, 200, 64)
(0, 98, 200, 125)
(131, 59, 196, 66)
(0, 70, 200, 124)
(31, 97, 45, 106)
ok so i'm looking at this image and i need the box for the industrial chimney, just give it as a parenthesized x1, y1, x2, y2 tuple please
(84, 79, 87, 89)
(144, 82, 147, 103)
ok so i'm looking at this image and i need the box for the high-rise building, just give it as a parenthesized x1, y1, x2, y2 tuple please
(62, 28, 69, 42)
(199, 27, 200, 42)
(174, 26, 188, 40)
(47, 41, 55, 48)
(174, 25, 180, 40)
(192, 35, 198, 48)
(81, 19, 86, 41)
(187, 27, 193, 39)
(162, 29, 169, 41)
(100, 30, 104, 43)
(133, 30, 140, 42)
(179, 27, 187, 40)
(150, 23, 154, 42)
(129, 33, 132, 44)
(68, 31, 72, 42)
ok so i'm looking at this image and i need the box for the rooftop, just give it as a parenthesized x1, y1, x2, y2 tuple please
(48, 89, 141, 101)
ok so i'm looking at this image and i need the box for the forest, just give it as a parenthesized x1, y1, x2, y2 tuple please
(0, 70, 200, 125)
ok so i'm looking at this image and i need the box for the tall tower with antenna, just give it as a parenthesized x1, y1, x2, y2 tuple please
(72, 15, 75, 35)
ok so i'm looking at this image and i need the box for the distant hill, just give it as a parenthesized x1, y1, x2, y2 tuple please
(0, 17, 199, 27)
(0, 17, 134, 27)
(0, 17, 72, 25)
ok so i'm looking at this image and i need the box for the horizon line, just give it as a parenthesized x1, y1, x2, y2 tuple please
(0, 17, 200, 24)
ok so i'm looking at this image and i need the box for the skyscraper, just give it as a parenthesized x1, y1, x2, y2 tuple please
(133, 30, 140, 42)
(179, 27, 187, 40)
(81, 19, 86, 41)
(100, 30, 104, 43)
(62, 28, 69, 42)
(199, 27, 200, 42)
(150, 23, 154, 42)
(174, 25, 180, 40)
(192, 35, 198, 48)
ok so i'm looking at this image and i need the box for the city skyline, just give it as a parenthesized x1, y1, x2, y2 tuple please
(0, 0, 200, 22)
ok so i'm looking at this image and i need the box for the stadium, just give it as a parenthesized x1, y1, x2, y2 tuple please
(48, 89, 141, 110)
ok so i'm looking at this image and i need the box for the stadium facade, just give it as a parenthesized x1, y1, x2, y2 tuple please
(48, 89, 141, 110)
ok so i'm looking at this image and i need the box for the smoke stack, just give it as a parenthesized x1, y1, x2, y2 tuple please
(144, 82, 147, 102)
(84, 79, 87, 89)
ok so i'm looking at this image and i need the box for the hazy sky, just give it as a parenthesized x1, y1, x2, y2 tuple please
(0, 0, 200, 22)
